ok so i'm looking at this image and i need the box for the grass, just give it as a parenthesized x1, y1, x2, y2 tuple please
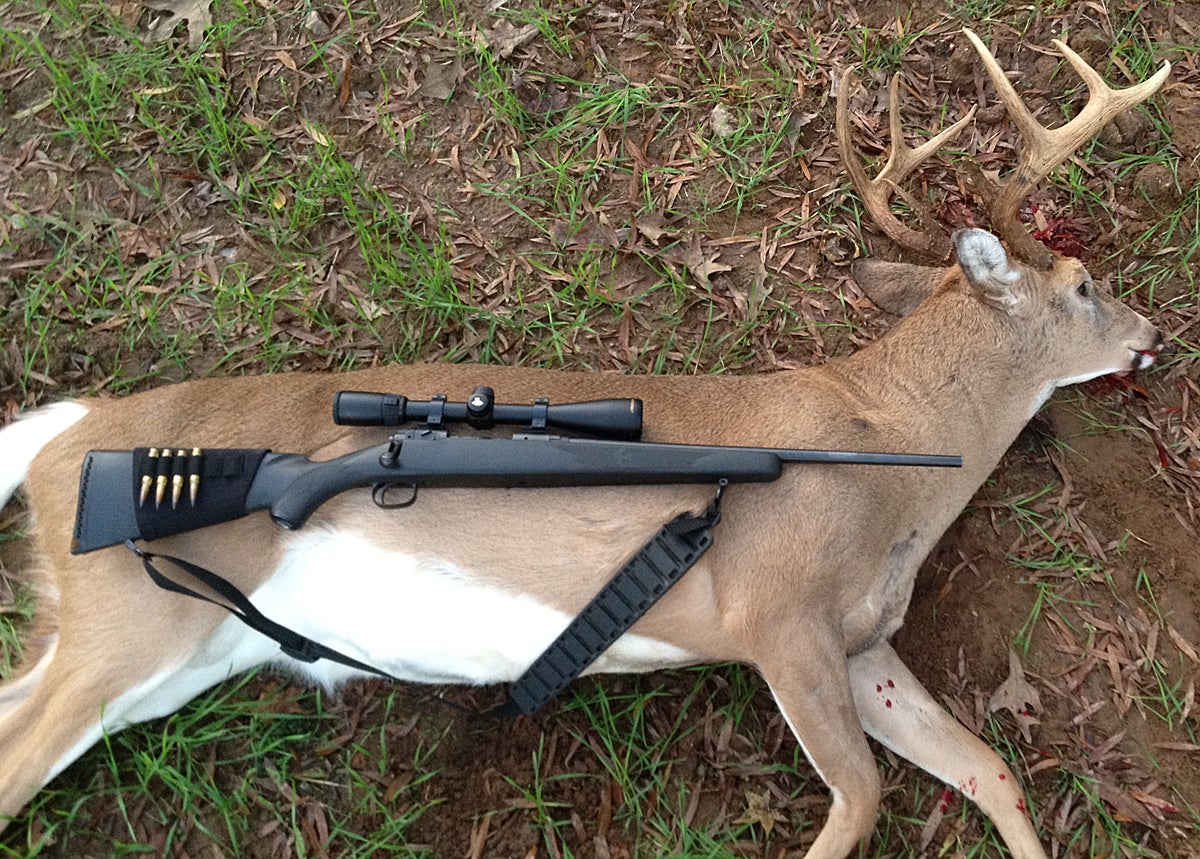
(0, 584, 33, 678)
(1, 0, 1199, 857)
(0, 0, 857, 386)
(2, 679, 443, 858)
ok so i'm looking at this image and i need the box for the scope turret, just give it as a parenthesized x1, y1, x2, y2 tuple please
(332, 388, 643, 440)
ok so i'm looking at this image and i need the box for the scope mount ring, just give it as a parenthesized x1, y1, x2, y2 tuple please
(425, 395, 447, 429)
(528, 397, 550, 433)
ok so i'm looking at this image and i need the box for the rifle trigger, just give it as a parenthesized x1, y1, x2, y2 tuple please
(372, 482, 417, 509)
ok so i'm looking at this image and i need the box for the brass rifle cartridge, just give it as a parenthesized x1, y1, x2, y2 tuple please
(139, 448, 159, 506)
(189, 448, 202, 506)
(155, 449, 173, 508)
(170, 449, 187, 509)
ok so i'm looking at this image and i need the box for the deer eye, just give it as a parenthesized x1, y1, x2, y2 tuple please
(1076, 281, 1093, 298)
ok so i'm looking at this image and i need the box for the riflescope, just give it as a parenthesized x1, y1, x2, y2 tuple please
(332, 387, 643, 440)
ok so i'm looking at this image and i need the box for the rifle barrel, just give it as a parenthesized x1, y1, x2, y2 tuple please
(769, 448, 962, 468)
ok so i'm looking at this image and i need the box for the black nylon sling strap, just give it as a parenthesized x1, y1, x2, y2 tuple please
(489, 481, 725, 718)
(126, 539, 405, 683)
(126, 481, 724, 718)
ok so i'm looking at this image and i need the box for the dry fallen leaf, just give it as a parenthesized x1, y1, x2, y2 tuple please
(692, 251, 733, 288)
(302, 120, 330, 147)
(661, 234, 734, 289)
(143, 0, 212, 47)
(1096, 778, 1156, 827)
(275, 49, 298, 71)
(484, 20, 538, 59)
(418, 56, 464, 100)
(683, 234, 732, 288)
(634, 212, 675, 246)
(988, 649, 1042, 743)
(116, 225, 163, 261)
(733, 790, 785, 836)
(512, 73, 570, 120)
(109, 0, 143, 28)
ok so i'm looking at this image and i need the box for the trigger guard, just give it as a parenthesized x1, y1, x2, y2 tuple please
(372, 482, 417, 509)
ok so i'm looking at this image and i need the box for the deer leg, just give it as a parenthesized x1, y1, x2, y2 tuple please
(848, 642, 1048, 859)
(758, 630, 882, 859)
(0, 613, 272, 828)
(0, 648, 158, 825)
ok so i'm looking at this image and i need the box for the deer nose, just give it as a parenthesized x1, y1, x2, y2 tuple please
(1132, 330, 1166, 370)
(1147, 328, 1167, 358)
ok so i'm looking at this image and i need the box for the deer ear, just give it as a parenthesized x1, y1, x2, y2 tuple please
(953, 228, 1021, 308)
(850, 260, 947, 316)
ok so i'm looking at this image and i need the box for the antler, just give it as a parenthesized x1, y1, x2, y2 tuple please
(836, 69, 977, 261)
(964, 28, 1171, 269)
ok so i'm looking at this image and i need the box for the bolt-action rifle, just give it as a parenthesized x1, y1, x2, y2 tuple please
(71, 386, 961, 555)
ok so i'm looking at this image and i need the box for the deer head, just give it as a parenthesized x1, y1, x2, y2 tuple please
(855, 228, 1161, 392)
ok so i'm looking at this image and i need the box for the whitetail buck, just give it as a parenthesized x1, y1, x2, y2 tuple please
(0, 30, 1170, 859)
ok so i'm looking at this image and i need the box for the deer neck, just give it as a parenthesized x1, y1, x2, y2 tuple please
(838, 292, 1048, 474)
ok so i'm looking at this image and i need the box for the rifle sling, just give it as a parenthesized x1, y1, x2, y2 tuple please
(125, 483, 724, 718)
(125, 539, 406, 683)
(489, 484, 722, 717)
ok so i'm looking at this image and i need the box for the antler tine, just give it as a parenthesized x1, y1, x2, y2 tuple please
(963, 28, 1171, 269)
(836, 67, 976, 261)
(880, 74, 978, 188)
(962, 30, 1045, 146)
(1053, 39, 1171, 110)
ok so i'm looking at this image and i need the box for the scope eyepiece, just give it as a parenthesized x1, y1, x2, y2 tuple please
(332, 391, 408, 426)
(332, 389, 643, 439)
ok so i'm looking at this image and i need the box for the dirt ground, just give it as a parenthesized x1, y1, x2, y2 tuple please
(1, 0, 1199, 857)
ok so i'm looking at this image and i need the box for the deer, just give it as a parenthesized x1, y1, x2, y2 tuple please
(0, 30, 1170, 859)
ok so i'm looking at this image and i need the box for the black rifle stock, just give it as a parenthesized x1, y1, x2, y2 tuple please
(71, 432, 962, 554)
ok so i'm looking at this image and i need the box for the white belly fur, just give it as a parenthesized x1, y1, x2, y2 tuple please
(48, 528, 697, 783)
(250, 527, 698, 687)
